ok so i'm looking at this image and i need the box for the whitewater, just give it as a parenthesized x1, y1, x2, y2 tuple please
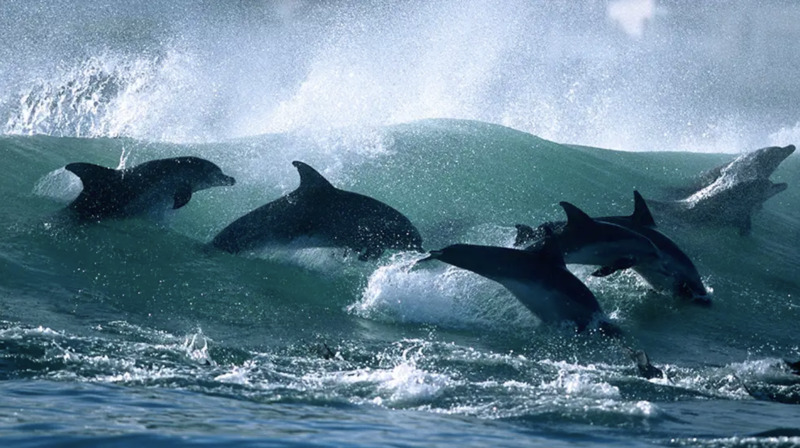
(1, 1, 799, 447)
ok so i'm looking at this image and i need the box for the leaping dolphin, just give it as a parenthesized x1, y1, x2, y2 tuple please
(419, 241, 619, 334)
(419, 241, 665, 378)
(519, 202, 661, 277)
(65, 156, 236, 222)
(515, 192, 709, 304)
(597, 191, 709, 303)
(211, 161, 423, 260)
(652, 144, 795, 235)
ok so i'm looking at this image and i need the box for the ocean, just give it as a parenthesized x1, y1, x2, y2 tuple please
(2, 1, 800, 447)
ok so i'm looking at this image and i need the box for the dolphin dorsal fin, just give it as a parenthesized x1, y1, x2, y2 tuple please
(559, 201, 595, 228)
(631, 191, 657, 228)
(292, 161, 335, 192)
(65, 162, 120, 193)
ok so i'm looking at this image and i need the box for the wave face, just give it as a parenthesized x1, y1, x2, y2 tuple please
(2, 1, 800, 151)
(1, 119, 799, 446)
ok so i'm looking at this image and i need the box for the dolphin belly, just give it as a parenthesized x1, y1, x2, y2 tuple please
(500, 279, 598, 329)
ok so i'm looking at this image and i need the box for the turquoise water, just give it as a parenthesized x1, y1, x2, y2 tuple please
(3, 1, 800, 445)
(1, 119, 799, 447)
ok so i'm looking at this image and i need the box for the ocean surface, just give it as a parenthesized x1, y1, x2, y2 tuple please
(2, 120, 799, 447)
(2, 1, 800, 447)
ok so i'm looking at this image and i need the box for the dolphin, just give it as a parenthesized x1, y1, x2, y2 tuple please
(65, 156, 236, 222)
(420, 241, 619, 334)
(519, 202, 661, 277)
(515, 192, 709, 303)
(595, 191, 709, 303)
(653, 144, 795, 235)
(211, 161, 423, 260)
(420, 241, 664, 378)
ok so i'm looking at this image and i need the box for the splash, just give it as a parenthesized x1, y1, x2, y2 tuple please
(2, 1, 798, 151)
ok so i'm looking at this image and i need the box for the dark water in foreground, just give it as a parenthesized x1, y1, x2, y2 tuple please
(1, 119, 800, 447)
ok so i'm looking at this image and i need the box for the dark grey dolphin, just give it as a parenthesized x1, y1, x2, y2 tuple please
(211, 161, 423, 260)
(519, 202, 661, 277)
(65, 156, 236, 222)
(597, 191, 709, 303)
(653, 144, 795, 235)
(420, 241, 664, 378)
(515, 192, 709, 303)
(420, 241, 619, 334)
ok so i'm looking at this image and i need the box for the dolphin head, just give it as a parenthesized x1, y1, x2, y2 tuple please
(174, 157, 236, 190)
(677, 280, 712, 306)
(751, 145, 794, 177)
(730, 145, 795, 181)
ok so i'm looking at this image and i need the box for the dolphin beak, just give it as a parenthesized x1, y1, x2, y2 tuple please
(222, 175, 236, 186)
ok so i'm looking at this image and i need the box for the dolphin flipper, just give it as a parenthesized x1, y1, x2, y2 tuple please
(173, 183, 193, 209)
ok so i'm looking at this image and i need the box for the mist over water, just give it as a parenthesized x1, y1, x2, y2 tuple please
(2, 0, 799, 151)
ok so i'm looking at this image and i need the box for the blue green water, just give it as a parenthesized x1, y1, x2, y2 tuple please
(3, 1, 800, 446)
(1, 119, 799, 447)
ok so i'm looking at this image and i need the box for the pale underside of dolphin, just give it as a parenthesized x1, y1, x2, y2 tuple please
(211, 161, 423, 260)
(420, 241, 617, 334)
(651, 144, 795, 235)
(65, 156, 236, 222)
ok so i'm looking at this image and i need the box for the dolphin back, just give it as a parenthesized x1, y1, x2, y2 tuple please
(65, 163, 125, 220)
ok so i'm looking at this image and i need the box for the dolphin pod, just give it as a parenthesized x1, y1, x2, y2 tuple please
(54, 143, 794, 379)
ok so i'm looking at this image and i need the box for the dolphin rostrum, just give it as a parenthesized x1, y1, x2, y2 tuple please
(65, 156, 236, 222)
(211, 161, 423, 260)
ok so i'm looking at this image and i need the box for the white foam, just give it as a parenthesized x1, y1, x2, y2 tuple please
(349, 253, 540, 332)
(32, 168, 82, 203)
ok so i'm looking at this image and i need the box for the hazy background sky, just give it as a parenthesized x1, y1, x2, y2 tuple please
(1, 0, 798, 151)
